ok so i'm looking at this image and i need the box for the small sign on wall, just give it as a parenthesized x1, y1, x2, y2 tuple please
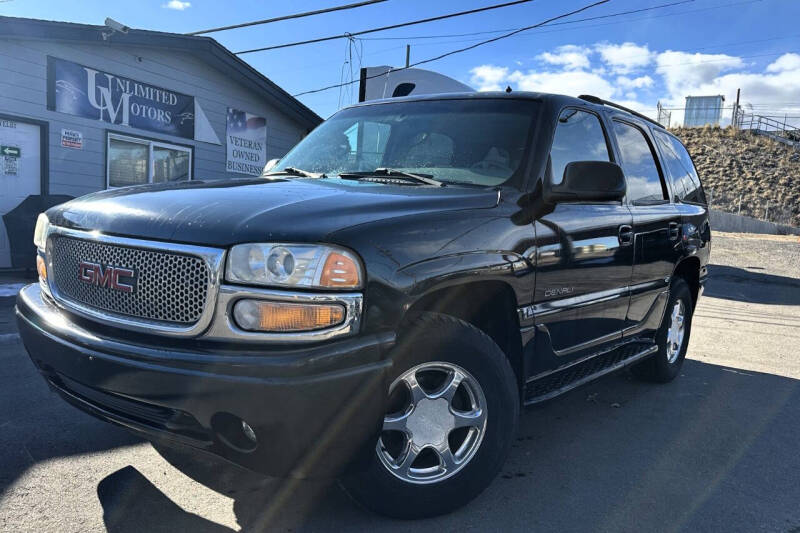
(226, 108, 267, 176)
(1, 145, 20, 176)
(3, 155, 19, 176)
(61, 128, 83, 149)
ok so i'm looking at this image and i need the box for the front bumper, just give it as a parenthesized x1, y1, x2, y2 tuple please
(16, 283, 394, 478)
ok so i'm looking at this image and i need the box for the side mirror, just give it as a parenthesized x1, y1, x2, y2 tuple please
(544, 161, 626, 203)
(263, 158, 280, 173)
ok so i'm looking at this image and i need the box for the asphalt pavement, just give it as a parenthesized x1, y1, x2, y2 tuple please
(1, 231, 799, 532)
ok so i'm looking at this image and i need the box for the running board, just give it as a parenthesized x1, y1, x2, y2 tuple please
(524, 343, 658, 405)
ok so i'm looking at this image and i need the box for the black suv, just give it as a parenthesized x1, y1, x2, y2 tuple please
(17, 92, 710, 519)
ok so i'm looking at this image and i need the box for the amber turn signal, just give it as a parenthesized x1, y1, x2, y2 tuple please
(36, 255, 47, 281)
(320, 252, 361, 288)
(233, 299, 346, 332)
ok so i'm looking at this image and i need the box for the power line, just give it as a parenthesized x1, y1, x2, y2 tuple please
(356, 0, 695, 41)
(235, 0, 538, 55)
(186, 0, 387, 36)
(292, 0, 611, 97)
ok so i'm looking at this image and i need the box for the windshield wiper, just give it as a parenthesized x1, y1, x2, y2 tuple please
(266, 167, 327, 179)
(339, 168, 444, 187)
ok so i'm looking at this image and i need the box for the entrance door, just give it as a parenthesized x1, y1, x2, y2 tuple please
(0, 118, 41, 268)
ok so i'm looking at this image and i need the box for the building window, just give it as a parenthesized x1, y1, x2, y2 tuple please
(107, 133, 192, 188)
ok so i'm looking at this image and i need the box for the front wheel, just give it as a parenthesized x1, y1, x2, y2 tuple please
(339, 313, 519, 519)
(631, 278, 693, 383)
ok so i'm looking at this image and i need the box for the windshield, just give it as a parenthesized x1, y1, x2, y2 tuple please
(272, 99, 538, 186)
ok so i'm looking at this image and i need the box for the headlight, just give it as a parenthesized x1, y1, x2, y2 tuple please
(33, 213, 50, 250)
(226, 243, 363, 289)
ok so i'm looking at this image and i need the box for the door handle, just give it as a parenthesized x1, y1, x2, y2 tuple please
(669, 222, 679, 240)
(618, 225, 633, 246)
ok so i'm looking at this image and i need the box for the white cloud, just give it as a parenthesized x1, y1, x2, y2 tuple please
(656, 51, 743, 98)
(766, 53, 800, 73)
(617, 75, 654, 90)
(469, 65, 509, 92)
(595, 42, 654, 74)
(465, 42, 800, 126)
(537, 45, 591, 71)
(162, 0, 191, 10)
(508, 69, 616, 100)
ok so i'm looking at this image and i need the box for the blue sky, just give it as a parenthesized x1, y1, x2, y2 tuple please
(3, 0, 799, 123)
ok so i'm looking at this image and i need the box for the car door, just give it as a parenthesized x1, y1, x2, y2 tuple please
(609, 118, 681, 341)
(531, 107, 634, 371)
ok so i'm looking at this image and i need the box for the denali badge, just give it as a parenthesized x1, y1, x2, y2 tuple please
(78, 261, 135, 293)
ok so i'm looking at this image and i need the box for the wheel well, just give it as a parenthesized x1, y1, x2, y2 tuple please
(404, 281, 524, 390)
(673, 257, 701, 308)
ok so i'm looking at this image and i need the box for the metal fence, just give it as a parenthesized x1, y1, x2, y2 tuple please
(706, 187, 797, 227)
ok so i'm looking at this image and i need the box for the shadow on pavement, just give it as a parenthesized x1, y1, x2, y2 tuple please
(705, 264, 800, 305)
(98, 466, 233, 533)
(0, 319, 141, 498)
(144, 359, 800, 532)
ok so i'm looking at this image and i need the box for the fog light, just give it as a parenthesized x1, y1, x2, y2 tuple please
(36, 255, 47, 281)
(233, 299, 346, 332)
(241, 420, 257, 444)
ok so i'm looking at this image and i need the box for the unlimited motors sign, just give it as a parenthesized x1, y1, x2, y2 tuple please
(47, 56, 195, 139)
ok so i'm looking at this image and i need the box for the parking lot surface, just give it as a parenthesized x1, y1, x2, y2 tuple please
(1, 231, 799, 532)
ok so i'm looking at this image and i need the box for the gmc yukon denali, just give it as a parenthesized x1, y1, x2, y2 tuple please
(17, 92, 710, 519)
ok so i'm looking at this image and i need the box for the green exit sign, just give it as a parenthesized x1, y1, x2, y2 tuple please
(1, 145, 20, 157)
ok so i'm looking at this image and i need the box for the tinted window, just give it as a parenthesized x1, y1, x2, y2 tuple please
(549, 109, 610, 184)
(654, 130, 706, 204)
(274, 99, 538, 186)
(613, 121, 666, 203)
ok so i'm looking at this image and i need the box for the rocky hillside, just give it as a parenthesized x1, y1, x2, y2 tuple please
(671, 126, 800, 227)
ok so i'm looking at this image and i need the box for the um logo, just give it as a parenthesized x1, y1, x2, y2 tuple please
(85, 67, 131, 126)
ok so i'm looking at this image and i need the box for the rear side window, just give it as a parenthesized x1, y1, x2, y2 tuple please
(612, 121, 667, 204)
(654, 130, 706, 204)
(549, 109, 610, 184)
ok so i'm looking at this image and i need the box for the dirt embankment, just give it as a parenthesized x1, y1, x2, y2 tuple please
(671, 126, 800, 227)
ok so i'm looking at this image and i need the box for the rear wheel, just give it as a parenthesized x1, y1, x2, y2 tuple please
(631, 278, 693, 383)
(340, 313, 519, 519)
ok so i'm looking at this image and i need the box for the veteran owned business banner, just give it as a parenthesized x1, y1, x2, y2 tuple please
(226, 108, 267, 176)
(48, 56, 195, 139)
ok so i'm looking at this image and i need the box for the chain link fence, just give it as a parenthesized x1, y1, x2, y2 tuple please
(706, 187, 797, 227)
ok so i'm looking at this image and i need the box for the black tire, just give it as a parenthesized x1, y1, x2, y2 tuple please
(631, 278, 693, 383)
(339, 312, 519, 519)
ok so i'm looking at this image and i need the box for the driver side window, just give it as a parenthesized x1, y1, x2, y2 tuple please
(549, 109, 611, 184)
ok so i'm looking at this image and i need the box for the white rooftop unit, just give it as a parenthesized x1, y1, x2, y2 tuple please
(684, 95, 725, 127)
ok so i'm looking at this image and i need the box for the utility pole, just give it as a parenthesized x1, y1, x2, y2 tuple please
(405, 44, 411, 68)
(733, 88, 741, 128)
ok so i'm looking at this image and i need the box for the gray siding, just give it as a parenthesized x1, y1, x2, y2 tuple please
(0, 37, 309, 198)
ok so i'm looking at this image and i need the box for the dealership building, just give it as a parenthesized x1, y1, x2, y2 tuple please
(0, 16, 321, 268)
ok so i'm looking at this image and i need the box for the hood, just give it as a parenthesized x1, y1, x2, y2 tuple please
(47, 178, 499, 247)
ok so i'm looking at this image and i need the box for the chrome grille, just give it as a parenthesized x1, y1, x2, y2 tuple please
(49, 236, 209, 324)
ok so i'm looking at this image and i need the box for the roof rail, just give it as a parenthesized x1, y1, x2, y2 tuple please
(578, 94, 664, 129)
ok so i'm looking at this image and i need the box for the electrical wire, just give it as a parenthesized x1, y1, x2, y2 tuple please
(235, 0, 538, 55)
(356, 0, 695, 41)
(187, 0, 387, 36)
(292, 0, 611, 97)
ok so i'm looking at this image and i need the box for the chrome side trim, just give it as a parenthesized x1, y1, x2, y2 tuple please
(203, 285, 363, 343)
(45, 225, 225, 338)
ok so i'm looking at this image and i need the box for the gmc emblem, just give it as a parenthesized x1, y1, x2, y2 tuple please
(78, 261, 135, 293)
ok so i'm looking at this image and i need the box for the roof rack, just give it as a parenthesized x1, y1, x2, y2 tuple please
(578, 94, 664, 129)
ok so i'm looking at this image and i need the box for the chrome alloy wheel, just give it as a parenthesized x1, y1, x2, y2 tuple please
(376, 362, 488, 485)
(666, 300, 686, 364)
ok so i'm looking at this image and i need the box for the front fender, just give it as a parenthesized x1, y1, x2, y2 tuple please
(399, 251, 532, 301)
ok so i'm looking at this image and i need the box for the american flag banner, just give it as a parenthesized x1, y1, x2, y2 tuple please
(226, 107, 267, 176)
